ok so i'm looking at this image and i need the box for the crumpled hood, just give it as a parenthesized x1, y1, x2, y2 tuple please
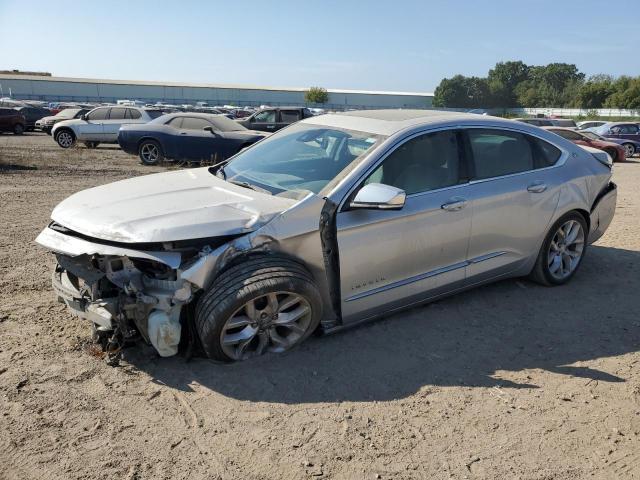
(51, 168, 296, 243)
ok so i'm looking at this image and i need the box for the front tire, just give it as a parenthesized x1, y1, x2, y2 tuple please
(138, 139, 164, 165)
(622, 143, 635, 158)
(195, 256, 322, 362)
(13, 123, 24, 135)
(55, 129, 76, 148)
(530, 212, 588, 286)
(84, 141, 99, 149)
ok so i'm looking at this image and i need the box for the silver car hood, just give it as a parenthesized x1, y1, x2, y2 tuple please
(49, 168, 296, 243)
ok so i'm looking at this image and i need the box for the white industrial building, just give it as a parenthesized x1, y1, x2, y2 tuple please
(0, 74, 433, 110)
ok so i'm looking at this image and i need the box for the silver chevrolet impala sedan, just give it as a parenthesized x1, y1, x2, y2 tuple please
(36, 110, 617, 363)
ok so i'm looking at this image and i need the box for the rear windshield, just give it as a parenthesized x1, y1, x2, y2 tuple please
(145, 110, 164, 119)
(210, 115, 246, 132)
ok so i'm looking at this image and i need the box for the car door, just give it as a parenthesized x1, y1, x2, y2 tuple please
(247, 109, 278, 132)
(461, 128, 563, 284)
(101, 107, 128, 141)
(174, 117, 218, 161)
(336, 129, 472, 323)
(76, 107, 109, 140)
(617, 124, 640, 141)
(277, 109, 302, 130)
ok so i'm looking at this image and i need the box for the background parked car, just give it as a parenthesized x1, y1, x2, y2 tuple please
(13, 106, 51, 131)
(235, 107, 313, 132)
(118, 112, 269, 165)
(544, 127, 626, 162)
(576, 120, 606, 130)
(588, 122, 640, 157)
(35, 108, 90, 134)
(51, 106, 163, 149)
(0, 107, 26, 134)
(514, 118, 576, 128)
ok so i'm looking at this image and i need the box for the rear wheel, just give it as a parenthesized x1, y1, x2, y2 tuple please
(530, 212, 587, 286)
(55, 129, 76, 148)
(84, 141, 99, 149)
(623, 143, 635, 158)
(138, 140, 164, 165)
(195, 256, 322, 362)
(13, 123, 24, 135)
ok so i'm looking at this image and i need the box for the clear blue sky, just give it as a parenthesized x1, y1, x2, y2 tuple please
(1, 0, 638, 92)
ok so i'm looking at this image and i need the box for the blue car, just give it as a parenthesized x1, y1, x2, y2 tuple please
(118, 113, 269, 165)
(587, 122, 640, 158)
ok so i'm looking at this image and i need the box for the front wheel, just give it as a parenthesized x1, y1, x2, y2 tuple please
(55, 129, 76, 148)
(529, 212, 588, 286)
(138, 140, 164, 165)
(195, 256, 322, 362)
(622, 143, 635, 158)
(13, 123, 24, 135)
(84, 141, 99, 149)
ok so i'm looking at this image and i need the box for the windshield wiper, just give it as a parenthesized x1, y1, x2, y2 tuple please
(227, 180, 272, 195)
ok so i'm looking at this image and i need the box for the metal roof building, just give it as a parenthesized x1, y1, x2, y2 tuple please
(0, 74, 433, 110)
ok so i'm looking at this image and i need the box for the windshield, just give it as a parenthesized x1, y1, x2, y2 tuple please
(56, 108, 80, 118)
(221, 123, 384, 195)
(210, 115, 246, 132)
(145, 109, 164, 119)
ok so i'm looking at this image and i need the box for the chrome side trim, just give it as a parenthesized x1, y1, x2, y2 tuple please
(344, 251, 507, 303)
(468, 251, 507, 263)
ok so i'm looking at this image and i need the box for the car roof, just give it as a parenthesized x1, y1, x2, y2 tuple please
(302, 109, 505, 136)
(543, 126, 575, 131)
(164, 112, 226, 119)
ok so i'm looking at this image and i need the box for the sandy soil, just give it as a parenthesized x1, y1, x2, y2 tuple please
(1, 133, 640, 480)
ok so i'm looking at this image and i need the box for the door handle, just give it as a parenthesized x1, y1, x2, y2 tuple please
(441, 198, 467, 211)
(180, 132, 188, 135)
(527, 182, 547, 193)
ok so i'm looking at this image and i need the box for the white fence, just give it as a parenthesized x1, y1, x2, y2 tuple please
(506, 107, 640, 118)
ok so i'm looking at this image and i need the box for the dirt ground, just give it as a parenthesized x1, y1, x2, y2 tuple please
(1, 133, 639, 480)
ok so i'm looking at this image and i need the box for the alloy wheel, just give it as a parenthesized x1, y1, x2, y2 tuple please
(140, 143, 159, 163)
(547, 219, 585, 280)
(220, 292, 312, 361)
(623, 144, 635, 158)
(57, 131, 74, 148)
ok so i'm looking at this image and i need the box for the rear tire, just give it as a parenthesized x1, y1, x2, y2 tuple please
(529, 212, 588, 286)
(84, 141, 99, 149)
(55, 129, 76, 148)
(195, 256, 322, 362)
(138, 139, 164, 165)
(13, 123, 24, 135)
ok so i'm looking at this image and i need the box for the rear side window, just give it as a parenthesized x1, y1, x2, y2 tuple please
(86, 108, 109, 120)
(109, 108, 127, 120)
(280, 110, 301, 123)
(167, 117, 183, 128)
(467, 129, 562, 179)
(126, 109, 142, 119)
(181, 117, 211, 130)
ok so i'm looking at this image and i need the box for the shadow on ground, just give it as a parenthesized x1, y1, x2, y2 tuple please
(127, 245, 639, 403)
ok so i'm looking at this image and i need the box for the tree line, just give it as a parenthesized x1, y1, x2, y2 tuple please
(432, 61, 640, 110)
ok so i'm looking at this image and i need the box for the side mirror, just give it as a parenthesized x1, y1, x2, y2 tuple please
(81, 114, 87, 121)
(350, 183, 406, 210)
(203, 125, 217, 135)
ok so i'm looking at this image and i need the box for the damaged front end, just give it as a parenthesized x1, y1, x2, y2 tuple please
(37, 224, 238, 363)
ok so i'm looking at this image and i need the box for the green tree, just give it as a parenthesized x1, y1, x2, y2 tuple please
(305, 86, 329, 104)
(487, 61, 530, 107)
(573, 74, 613, 108)
(433, 75, 490, 108)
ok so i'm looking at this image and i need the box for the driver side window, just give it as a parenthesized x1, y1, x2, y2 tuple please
(364, 130, 461, 195)
(86, 108, 109, 121)
(253, 110, 276, 123)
